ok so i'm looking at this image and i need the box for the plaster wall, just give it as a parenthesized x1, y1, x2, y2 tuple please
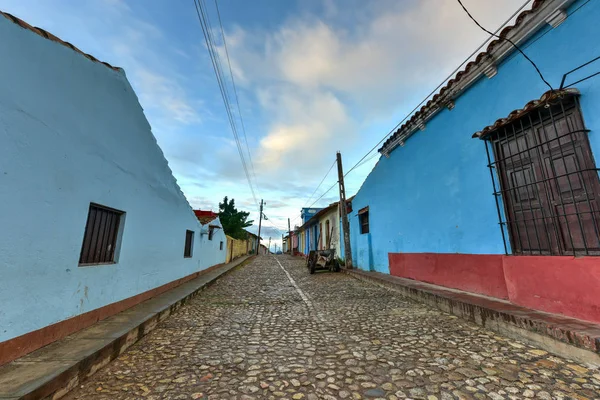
(0, 18, 222, 342)
(350, 0, 600, 273)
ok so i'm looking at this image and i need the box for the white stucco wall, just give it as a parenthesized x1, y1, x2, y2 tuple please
(0, 17, 225, 342)
(318, 207, 342, 259)
(198, 217, 227, 269)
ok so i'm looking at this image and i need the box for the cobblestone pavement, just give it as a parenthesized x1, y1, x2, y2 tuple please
(65, 255, 600, 400)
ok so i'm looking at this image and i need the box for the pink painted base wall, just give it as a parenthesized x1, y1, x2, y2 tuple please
(388, 253, 600, 324)
(503, 256, 600, 323)
(388, 253, 508, 299)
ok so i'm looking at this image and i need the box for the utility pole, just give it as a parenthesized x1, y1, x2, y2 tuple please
(268, 237, 271, 254)
(256, 199, 264, 255)
(336, 151, 353, 269)
(288, 218, 293, 255)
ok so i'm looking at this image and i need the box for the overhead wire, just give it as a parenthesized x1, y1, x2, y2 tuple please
(213, 0, 260, 195)
(302, 159, 337, 209)
(455, 0, 553, 92)
(192, 0, 259, 208)
(341, 0, 534, 179)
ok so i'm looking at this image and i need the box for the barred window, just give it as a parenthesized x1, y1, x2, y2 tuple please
(79, 203, 123, 265)
(478, 93, 600, 256)
(184, 230, 194, 258)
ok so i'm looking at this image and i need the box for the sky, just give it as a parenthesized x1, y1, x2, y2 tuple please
(0, 0, 531, 250)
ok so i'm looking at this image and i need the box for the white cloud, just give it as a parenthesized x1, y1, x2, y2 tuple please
(221, 0, 529, 181)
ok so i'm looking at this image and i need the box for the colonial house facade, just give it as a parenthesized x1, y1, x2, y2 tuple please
(0, 11, 224, 365)
(349, 0, 600, 324)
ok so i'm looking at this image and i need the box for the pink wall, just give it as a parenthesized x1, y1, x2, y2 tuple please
(388, 253, 600, 324)
(388, 253, 508, 299)
(503, 256, 600, 323)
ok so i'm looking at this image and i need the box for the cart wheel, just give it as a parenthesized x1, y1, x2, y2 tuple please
(334, 260, 341, 272)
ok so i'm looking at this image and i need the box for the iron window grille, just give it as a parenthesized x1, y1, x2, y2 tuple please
(358, 207, 369, 235)
(184, 230, 194, 258)
(79, 203, 123, 265)
(479, 93, 600, 256)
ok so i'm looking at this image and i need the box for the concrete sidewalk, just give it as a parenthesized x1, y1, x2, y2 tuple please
(0, 256, 253, 400)
(344, 267, 600, 367)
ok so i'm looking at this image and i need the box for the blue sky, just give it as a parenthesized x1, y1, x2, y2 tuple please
(0, 0, 530, 247)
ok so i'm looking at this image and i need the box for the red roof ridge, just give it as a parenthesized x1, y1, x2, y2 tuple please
(1, 10, 121, 72)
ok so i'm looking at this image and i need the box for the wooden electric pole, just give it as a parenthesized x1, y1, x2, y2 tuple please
(336, 152, 353, 269)
(288, 218, 292, 255)
(268, 237, 271, 254)
(256, 199, 264, 255)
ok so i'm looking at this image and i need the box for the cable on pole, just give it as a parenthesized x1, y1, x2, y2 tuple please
(455, 0, 553, 92)
(341, 0, 535, 179)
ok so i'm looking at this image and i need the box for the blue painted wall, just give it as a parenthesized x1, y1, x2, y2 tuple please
(349, 0, 600, 273)
(301, 207, 322, 224)
(0, 17, 225, 342)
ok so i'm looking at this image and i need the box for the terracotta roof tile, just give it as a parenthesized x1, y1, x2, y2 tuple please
(1, 10, 121, 72)
(380, 0, 546, 152)
(472, 88, 579, 139)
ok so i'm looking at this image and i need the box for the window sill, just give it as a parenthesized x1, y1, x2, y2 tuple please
(78, 262, 117, 267)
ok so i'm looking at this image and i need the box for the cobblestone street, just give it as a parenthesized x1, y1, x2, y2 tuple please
(65, 256, 600, 400)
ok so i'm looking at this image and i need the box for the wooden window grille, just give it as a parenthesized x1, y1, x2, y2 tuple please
(79, 203, 123, 265)
(208, 226, 214, 241)
(184, 230, 194, 258)
(481, 95, 600, 256)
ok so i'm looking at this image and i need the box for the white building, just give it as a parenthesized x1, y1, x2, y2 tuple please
(0, 10, 225, 365)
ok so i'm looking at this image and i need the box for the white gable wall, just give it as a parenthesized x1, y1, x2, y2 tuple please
(0, 17, 219, 342)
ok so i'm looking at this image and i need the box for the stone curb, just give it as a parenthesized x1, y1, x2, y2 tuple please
(342, 267, 600, 367)
(0, 256, 254, 400)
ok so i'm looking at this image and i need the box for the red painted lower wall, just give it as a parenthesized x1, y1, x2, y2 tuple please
(388, 253, 600, 324)
(388, 253, 508, 299)
(504, 256, 600, 323)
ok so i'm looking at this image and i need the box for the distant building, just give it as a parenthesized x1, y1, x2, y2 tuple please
(193, 210, 227, 268)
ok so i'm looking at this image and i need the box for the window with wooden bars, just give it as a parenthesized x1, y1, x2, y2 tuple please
(220, 241, 224, 250)
(358, 207, 369, 234)
(208, 226, 214, 241)
(479, 95, 600, 256)
(184, 230, 194, 258)
(79, 203, 124, 265)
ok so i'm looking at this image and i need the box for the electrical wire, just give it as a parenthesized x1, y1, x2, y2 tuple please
(341, 0, 534, 179)
(192, 0, 260, 208)
(455, 0, 553, 92)
(213, 0, 260, 195)
(302, 159, 337, 209)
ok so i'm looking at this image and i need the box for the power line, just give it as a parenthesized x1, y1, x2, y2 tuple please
(213, 0, 259, 195)
(306, 180, 339, 211)
(192, 0, 259, 208)
(341, 0, 534, 179)
(456, 0, 553, 92)
(302, 159, 336, 209)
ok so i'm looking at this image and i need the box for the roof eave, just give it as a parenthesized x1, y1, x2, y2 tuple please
(379, 0, 577, 156)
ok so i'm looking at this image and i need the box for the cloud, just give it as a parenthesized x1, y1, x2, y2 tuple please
(221, 0, 527, 183)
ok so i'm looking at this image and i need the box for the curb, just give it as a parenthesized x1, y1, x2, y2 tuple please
(343, 268, 600, 367)
(0, 256, 254, 400)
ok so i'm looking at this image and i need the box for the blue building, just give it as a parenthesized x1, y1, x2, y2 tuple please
(349, 0, 600, 324)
